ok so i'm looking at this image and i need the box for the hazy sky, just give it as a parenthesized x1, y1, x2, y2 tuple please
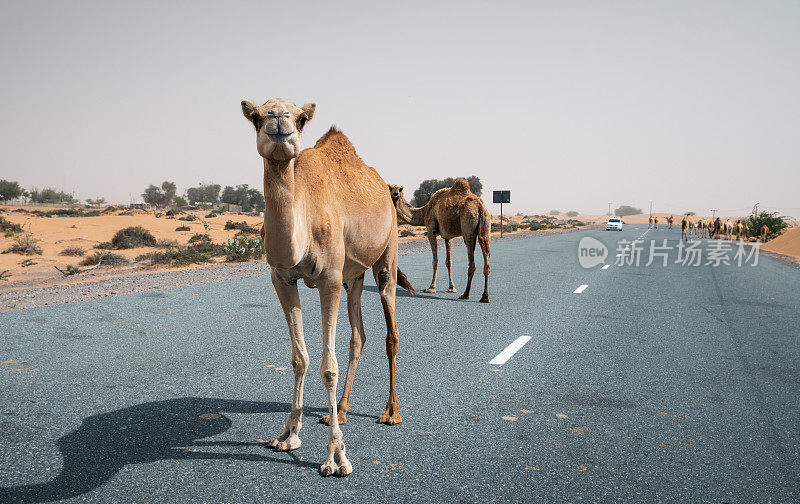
(1, 1, 798, 217)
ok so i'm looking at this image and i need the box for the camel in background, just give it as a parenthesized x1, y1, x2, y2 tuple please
(649, 216, 654, 228)
(390, 180, 491, 302)
(667, 216, 674, 229)
(681, 214, 694, 241)
(761, 224, 769, 242)
(712, 217, 722, 239)
(653, 217, 659, 229)
(241, 98, 408, 477)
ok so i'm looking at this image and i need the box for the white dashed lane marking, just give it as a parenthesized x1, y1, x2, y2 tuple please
(602, 265, 610, 270)
(489, 336, 531, 365)
(573, 284, 588, 294)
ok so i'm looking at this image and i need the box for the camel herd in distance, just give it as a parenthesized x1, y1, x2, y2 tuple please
(650, 214, 770, 243)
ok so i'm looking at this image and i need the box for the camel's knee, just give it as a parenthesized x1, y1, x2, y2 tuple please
(291, 351, 309, 375)
(321, 369, 338, 388)
(467, 263, 476, 276)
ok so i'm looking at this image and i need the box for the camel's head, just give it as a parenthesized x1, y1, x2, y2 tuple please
(388, 184, 404, 203)
(241, 98, 316, 163)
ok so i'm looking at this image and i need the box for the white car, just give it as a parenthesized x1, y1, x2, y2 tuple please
(605, 218, 623, 231)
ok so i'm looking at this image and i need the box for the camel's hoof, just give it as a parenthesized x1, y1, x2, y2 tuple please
(269, 437, 300, 452)
(335, 460, 353, 477)
(479, 296, 490, 303)
(446, 287, 457, 293)
(422, 288, 436, 293)
(378, 412, 403, 425)
(458, 294, 469, 300)
(318, 411, 347, 425)
(320, 461, 337, 477)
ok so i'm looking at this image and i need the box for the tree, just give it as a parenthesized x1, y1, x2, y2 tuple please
(173, 195, 188, 207)
(614, 205, 642, 217)
(186, 183, 221, 204)
(566, 211, 579, 217)
(411, 176, 482, 207)
(141, 181, 177, 207)
(86, 197, 106, 207)
(0, 180, 27, 201)
(549, 210, 560, 215)
(29, 187, 76, 203)
(221, 184, 263, 212)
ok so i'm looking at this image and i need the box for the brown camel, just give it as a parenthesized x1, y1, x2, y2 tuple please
(667, 215, 674, 229)
(653, 216, 659, 229)
(241, 98, 410, 477)
(389, 180, 491, 302)
(681, 214, 694, 241)
(760, 224, 769, 242)
(648, 216, 654, 228)
(735, 219, 745, 241)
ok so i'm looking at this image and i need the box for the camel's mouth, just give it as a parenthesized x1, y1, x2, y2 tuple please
(267, 133, 293, 143)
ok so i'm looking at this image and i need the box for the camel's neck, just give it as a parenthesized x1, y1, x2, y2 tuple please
(394, 197, 426, 226)
(262, 158, 307, 267)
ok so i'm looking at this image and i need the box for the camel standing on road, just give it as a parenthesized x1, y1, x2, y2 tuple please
(653, 217, 659, 229)
(761, 224, 769, 242)
(712, 217, 722, 239)
(390, 181, 491, 302)
(735, 220, 746, 241)
(667, 215, 674, 229)
(681, 214, 694, 241)
(649, 216, 654, 228)
(241, 98, 408, 477)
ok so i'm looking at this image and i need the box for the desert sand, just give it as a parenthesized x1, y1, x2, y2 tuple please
(762, 226, 800, 261)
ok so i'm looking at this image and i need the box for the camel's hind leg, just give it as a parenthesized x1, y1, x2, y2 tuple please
(477, 231, 490, 303)
(319, 274, 365, 426)
(372, 241, 402, 425)
(444, 239, 456, 292)
(423, 232, 438, 293)
(459, 233, 478, 300)
(269, 270, 309, 452)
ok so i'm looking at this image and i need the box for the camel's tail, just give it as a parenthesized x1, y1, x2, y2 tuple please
(397, 267, 416, 295)
(477, 200, 491, 256)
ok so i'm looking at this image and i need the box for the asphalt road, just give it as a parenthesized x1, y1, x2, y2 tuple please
(1, 225, 798, 503)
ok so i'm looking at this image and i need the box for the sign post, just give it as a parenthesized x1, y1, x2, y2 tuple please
(492, 190, 511, 238)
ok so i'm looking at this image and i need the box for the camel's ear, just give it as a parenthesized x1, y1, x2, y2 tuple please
(301, 103, 316, 121)
(241, 100, 263, 130)
(297, 103, 316, 132)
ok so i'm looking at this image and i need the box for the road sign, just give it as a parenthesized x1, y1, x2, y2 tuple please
(492, 190, 511, 237)
(493, 190, 510, 204)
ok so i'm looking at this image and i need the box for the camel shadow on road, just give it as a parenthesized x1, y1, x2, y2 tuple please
(0, 397, 334, 503)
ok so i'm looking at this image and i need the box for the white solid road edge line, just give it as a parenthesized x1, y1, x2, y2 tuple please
(602, 265, 610, 270)
(489, 336, 531, 365)
(573, 284, 589, 294)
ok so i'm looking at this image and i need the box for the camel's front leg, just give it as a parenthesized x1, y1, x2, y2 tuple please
(423, 232, 438, 293)
(318, 276, 352, 477)
(444, 239, 456, 292)
(319, 275, 365, 426)
(269, 271, 309, 452)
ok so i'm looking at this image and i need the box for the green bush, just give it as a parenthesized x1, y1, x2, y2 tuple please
(157, 239, 179, 248)
(175, 225, 191, 232)
(178, 214, 197, 221)
(746, 211, 789, 240)
(188, 233, 211, 244)
(95, 241, 114, 250)
(0, 270, 11, 281)
(80, 252, 130, 267)
(566, 211, 579, 218)
(491, 222, 519, 233)
(136, 242, 225, 266)
(60, 247, 86, 256)
(0, 216, 22, 235)
(224, 220, 259, 234)
(205, 212, 218, 218)
(3, 234, 42, 255)
(224, 236, 264, 262)
(111, 226, 157, 249)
